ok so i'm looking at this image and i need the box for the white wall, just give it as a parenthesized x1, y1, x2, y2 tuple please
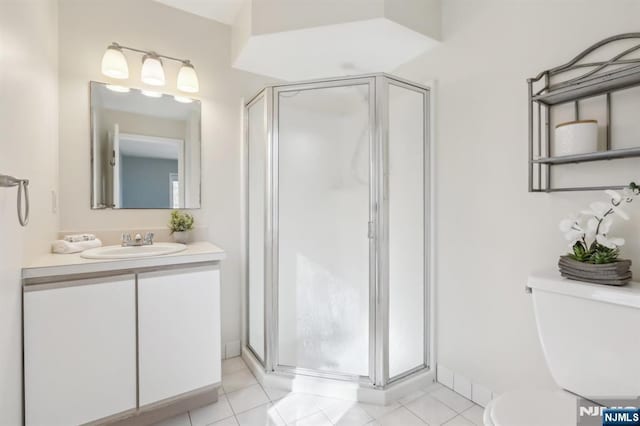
(0, 0, 59, 423)
(395, 0, 640, 394)
(58, 0, 271, 350)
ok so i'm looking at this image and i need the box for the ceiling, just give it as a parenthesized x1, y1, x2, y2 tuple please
(120, 134, 180, 160)
(153, 0, 244, 25)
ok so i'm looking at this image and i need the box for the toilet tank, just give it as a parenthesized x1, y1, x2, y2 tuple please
(528, 273, 640, 399)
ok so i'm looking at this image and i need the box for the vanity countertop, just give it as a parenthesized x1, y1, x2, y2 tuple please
(22, 241, 225, 280)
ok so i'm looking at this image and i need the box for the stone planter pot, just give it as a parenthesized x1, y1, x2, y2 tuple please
(558, 255, 632, 286)
(171, 231, 192, 244)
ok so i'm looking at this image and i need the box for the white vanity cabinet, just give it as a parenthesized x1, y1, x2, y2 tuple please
(138, 266, 221, 405)
(24, 275, 137, 426)
(22, 242, 225, 426)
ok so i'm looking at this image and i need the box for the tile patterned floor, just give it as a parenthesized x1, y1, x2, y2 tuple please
(154, 357, 484, 426)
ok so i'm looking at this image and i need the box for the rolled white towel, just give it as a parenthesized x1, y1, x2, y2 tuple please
(63, 233, 96, 243)
(52, 239, 102, 254)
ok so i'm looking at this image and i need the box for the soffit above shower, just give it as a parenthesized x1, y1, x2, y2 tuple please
(151, 0, 441, 81)
(231, 0, 441, 81)
(153, 0, 245, 25)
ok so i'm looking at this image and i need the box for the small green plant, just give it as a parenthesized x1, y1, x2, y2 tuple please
(169, 210, 194, 234)
(590, 244, 620, 264)
(570, 241, 592, 262)
(569, 241, 620, 264)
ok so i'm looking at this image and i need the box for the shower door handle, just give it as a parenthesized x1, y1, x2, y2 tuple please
(368, 222, 375, 239)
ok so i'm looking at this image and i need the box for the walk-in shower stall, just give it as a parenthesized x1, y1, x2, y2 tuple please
(244, 74, 432, 400)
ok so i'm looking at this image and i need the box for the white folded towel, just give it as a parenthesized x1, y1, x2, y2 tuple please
(63, 233, 96, 243)
(52, 239, 102, 254)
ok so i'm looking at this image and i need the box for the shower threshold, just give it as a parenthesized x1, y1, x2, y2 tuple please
(242, 347, 436, 406)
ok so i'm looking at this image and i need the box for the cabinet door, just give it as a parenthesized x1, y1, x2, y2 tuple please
(138, 266, 221, 406)
(24, 275, 137, 426)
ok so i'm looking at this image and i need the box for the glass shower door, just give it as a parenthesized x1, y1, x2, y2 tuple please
(387, 81, 428, 380)
(275, 81, 373, 378)
(247, 92, 267, 363)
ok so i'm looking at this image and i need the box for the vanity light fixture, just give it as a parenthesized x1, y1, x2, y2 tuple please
(100, 42, 199, 94)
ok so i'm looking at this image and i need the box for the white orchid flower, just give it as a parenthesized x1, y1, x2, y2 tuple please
(559, 214, 584, 245)
(623, 185, 640, 201)
(586, 217, 599, 240)
(558, 214, 578, 232)
(602, 190, 631, 219)
(605, 189, 622, 204)
(612, 205, 629, 220)
(593, 218, 625, 249)
(584, 201, 610, 219)
(583, 201, 629, 220)
(564, 230, 584, 246)
(598, 217, 613, 234)
(596, 234, 625, 249)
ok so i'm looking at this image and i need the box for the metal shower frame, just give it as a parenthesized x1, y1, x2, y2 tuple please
(244, 73, 431, 389)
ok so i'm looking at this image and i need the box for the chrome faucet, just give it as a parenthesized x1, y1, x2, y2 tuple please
(121, 232, 154, 247)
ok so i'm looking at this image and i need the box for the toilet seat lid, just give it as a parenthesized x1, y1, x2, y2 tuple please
(489, 390, 576, 426)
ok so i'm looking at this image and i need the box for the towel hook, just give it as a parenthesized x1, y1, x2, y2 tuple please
(0, 174, 30, 227)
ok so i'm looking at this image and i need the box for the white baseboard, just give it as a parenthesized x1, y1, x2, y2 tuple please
(436, 364, 497, 407)
(223, 340, 241, 359)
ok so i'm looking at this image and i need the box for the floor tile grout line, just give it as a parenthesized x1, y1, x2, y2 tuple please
(400, 402, 446, 426)
(217, 359, 270, 426)
(229, 389, 272, 417)
(257, 381, 288, 424)
(396, 383, 445, 408)
(387, 405, 430, 425)
(423, 389, 475, 415)
(463, 412, 481, 426)
(224, 363, 259, 424)
(459, 404, 483, 424)
(452, 412, 480, 426)
(229, 383, 285, 424)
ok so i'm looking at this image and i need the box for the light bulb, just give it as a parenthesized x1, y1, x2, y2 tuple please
(174, 95, 193, 104)
(101, 44, 128, 79)
(106, 85, 130, 93)
(141, 90, 162, 98)
(177, 61, 199, 93)
(141, 54, 165, 86)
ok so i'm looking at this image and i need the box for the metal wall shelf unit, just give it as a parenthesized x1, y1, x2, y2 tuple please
(532, 147, 640, 165)
(528, 33, 640, 192)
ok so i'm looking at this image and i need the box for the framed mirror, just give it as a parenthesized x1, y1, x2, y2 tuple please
(90, 81, 201, 209)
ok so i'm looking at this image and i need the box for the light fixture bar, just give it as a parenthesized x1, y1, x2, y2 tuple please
(114, 43, 190, 66)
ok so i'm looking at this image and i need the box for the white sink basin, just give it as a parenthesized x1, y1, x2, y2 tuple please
(81, 242, 187, 259)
